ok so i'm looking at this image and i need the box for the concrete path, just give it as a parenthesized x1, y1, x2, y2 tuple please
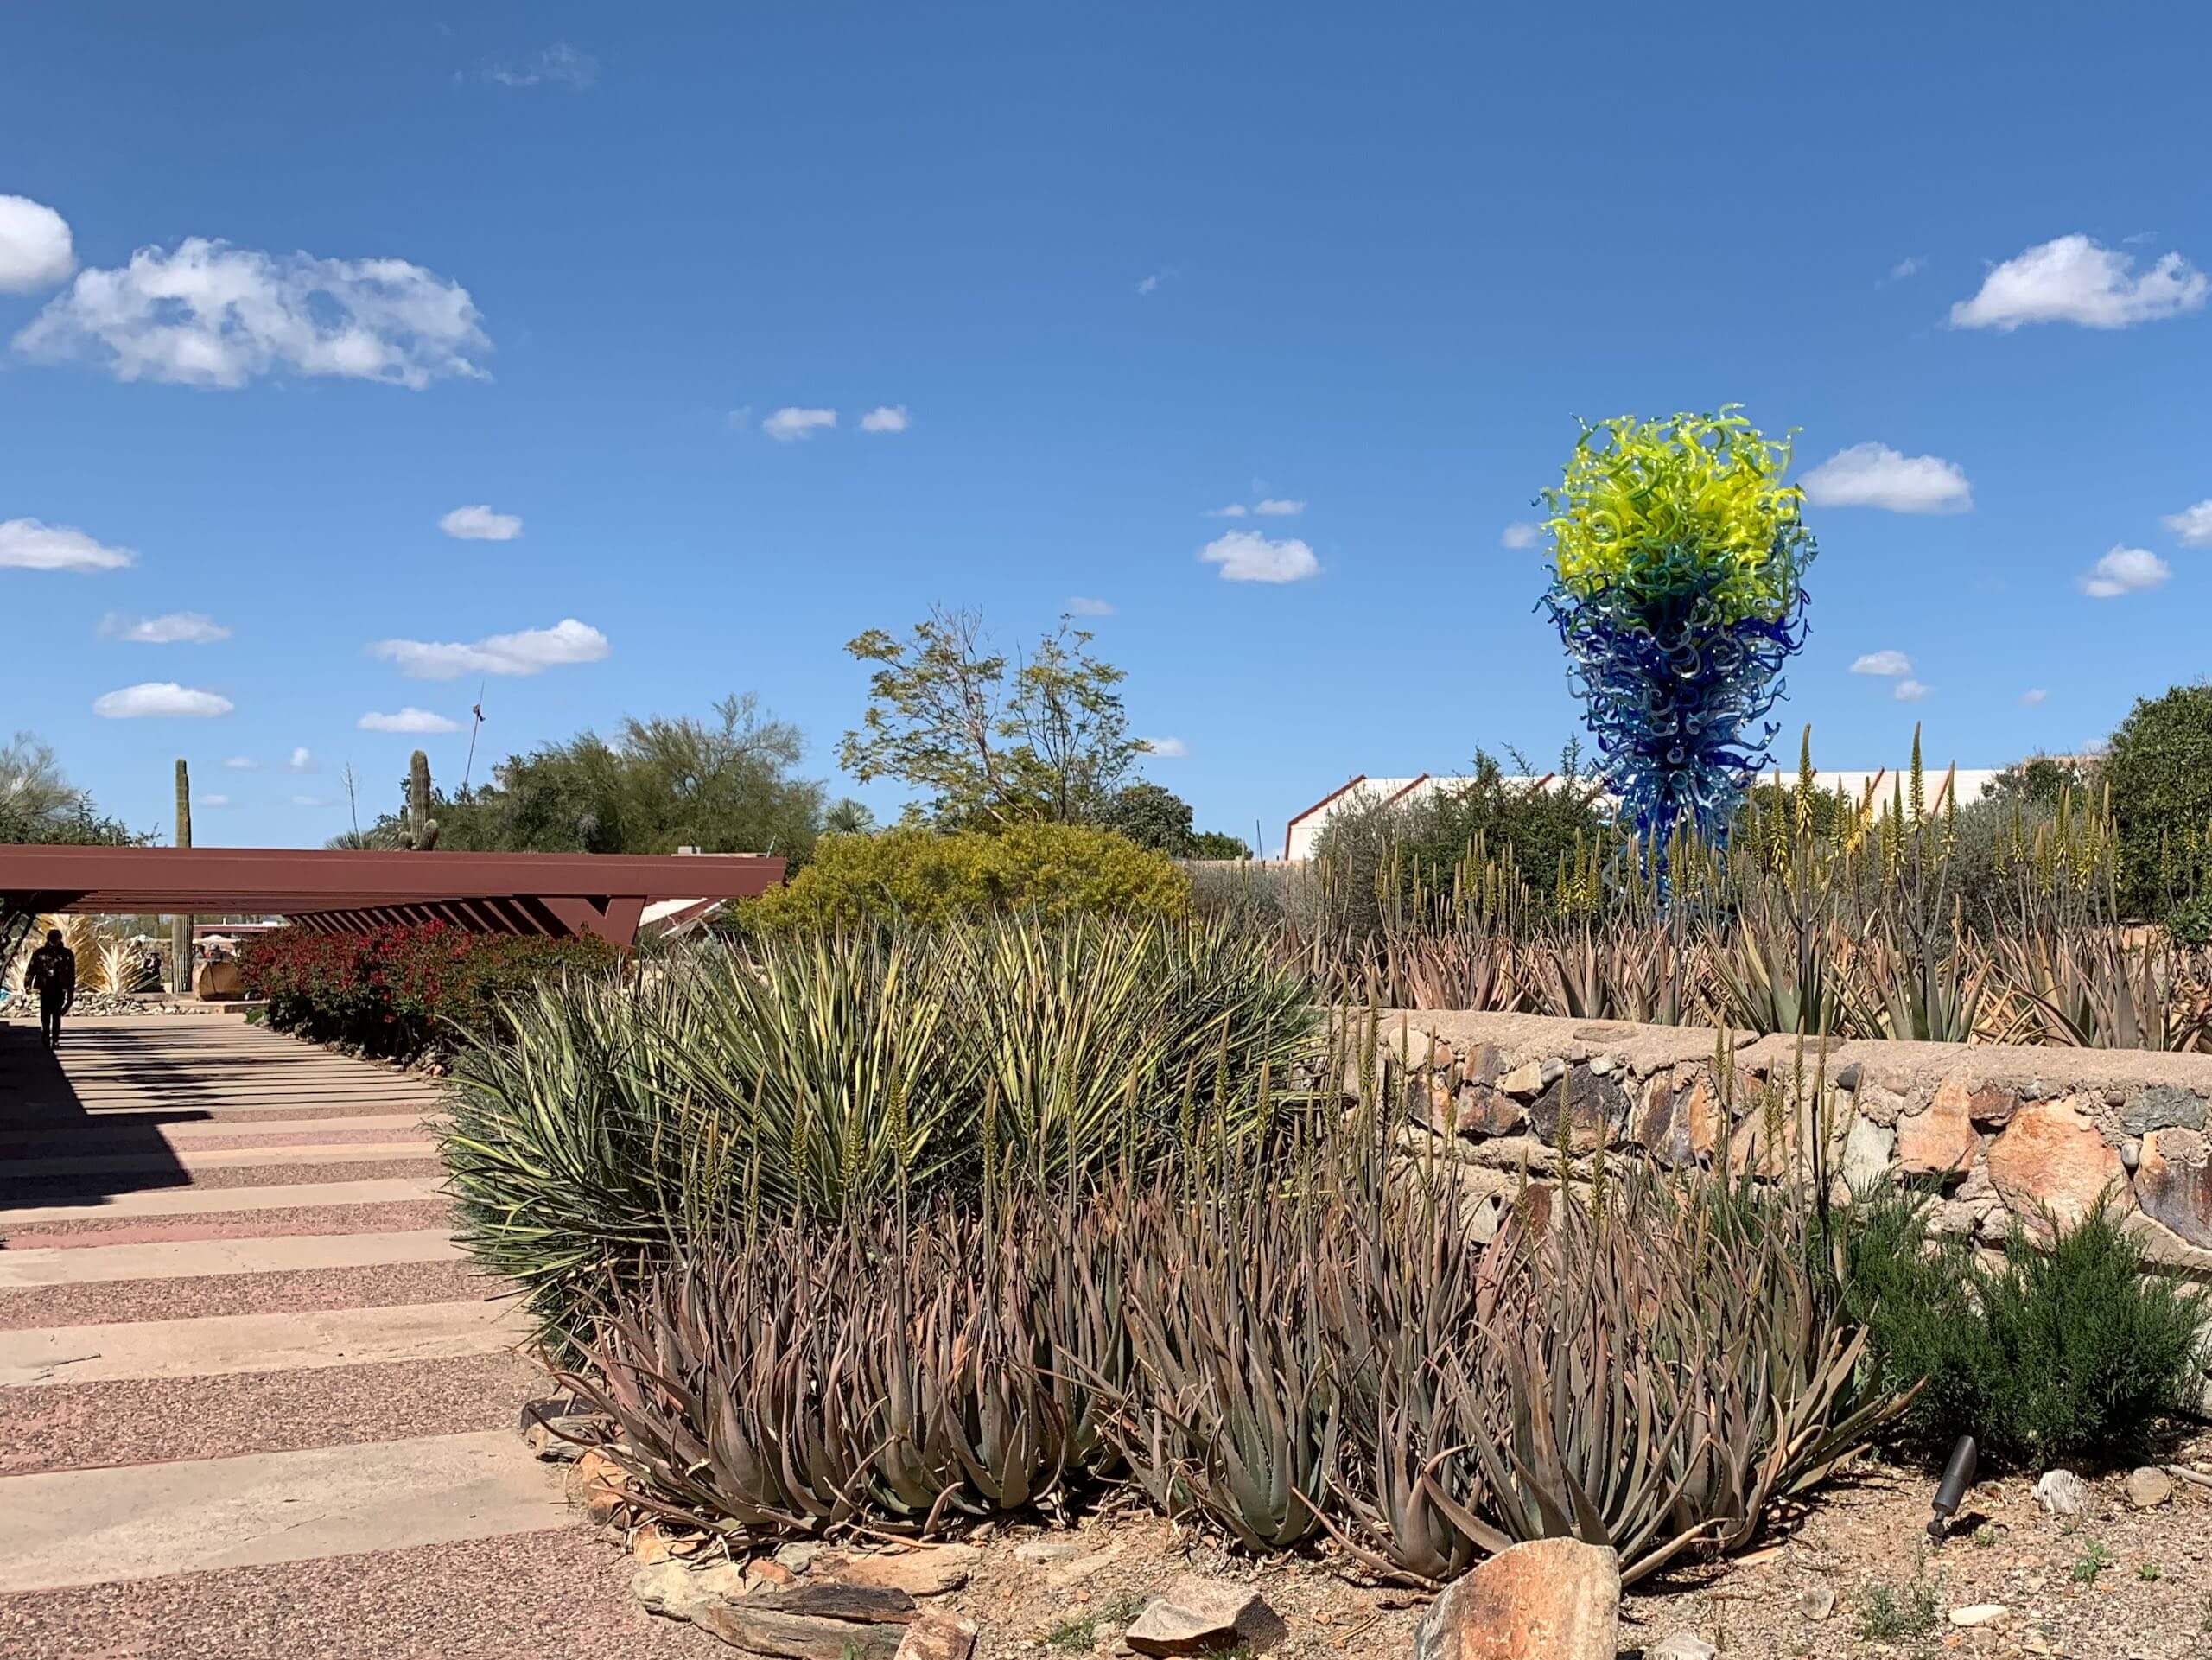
(0, 1014, 712, 1658)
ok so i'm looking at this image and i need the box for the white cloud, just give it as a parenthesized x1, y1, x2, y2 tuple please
(1204, 504, 1249, 518)
(1136, 268, 1179, 296)
(1886, 256, 1924, 283)
(223, 755, 258, 770)
(1950, 235, 2208, 331)
(1142, 736, 1189, 758)
(285, 747, 316, 773)
(0, 517, 135, 572)
(1253, 499, 1306, 517)
(92, 682, 233, 719)
(1850, 649, 1914, 677)
(370, 616, 609, 679)
(2020, 689, 2049, 708)
(1500, 521, 1541, 550)
(859, 405, 909, 434)
(439, 504, 523, 541)
(14, 237, 490, 389)
(1800, 443, 1973, 514)
(99, 610, 230, 644)
(1893, 679, 1931, 703)
(0, 195, 74, 294)
(2161, 499, 2212, 546)
(1200, 529, 1320, 584)
(290, 793, 333, 809)
(359, 707, 461, 734)
(483, 42, 599, 89)
(1065, 596, 1115, 617)
(196, 793, 232, 810)
(762, 406, 836, 442)
(2079, 544, 2170, 598)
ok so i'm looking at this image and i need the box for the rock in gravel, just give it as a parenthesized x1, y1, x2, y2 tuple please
(1948, 1603, 2009, 1628)
(833, 1546, 980, 1597)
(892, 1612, 979, 1660)
(632, 1559, 748, 1622)
(633, 1561, 712, 1621)
(693, 1582, 917, 1660)
(2126, 1466, 2175, 1509)
(775, 1541, 827, 1573)
(1013, 1539, 1082, 1565)
(1646, 1638, 1717, 1660)
(1125, 1574, 1262, 1657)
(523, 1415, 598, 1461)
(2033, 1469, 2088, 1517)
(1794, 1584, 1837, 1621)
(1413, 1539, 1619, 1660)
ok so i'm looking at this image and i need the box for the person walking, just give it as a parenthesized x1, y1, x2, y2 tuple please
(24, 927, 77, 1050)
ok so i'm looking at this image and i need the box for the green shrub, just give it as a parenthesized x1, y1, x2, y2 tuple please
(442, 914, 1319, 1337)
(742, 824, 1189, 932)
(1846, 1189, 2209, 1466)
(2166, 893, 2212, 946)
(2101, 683, 2212, 920)
(240, 922, 618, 1061)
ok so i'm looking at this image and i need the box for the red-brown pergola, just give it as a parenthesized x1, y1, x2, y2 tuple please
(0, 845, 785, 947)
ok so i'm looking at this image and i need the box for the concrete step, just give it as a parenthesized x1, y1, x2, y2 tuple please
(0, 1297, 522, 1385)
(0, 1428, 567, 1592)
(0, 1227, 464, 1288)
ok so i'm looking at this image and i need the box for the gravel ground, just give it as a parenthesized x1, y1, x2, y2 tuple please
(0, 1257, 492, 1332)
(0, 1126, 435, 1157)
(0, 1350, 540, 1475)
(1623, 1440, 2212, 1658)
(550, 1435, 2212, 1660)
(0, 1197, 457, 1250)
(0, 1527, 727, 1660)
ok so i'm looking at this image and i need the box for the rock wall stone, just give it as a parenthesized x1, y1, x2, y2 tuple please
(1356, 1009, 2212, 1279)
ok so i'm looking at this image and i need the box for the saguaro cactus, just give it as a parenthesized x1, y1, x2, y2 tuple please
(402, 749, 441, 850)
(172, 758, 193, 994)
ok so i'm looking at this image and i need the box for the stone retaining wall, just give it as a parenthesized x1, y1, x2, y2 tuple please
(1367, 1009, 2212, 1279)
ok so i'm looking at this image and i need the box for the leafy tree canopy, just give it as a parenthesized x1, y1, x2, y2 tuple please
(1099, 780, 1249, 858)
(0, 732, 137, 846)
(2099, 683, 2212, 919)
(1980, 753, 2097, 812)
(838, 607, 1146, 829)
(361, 695, 831, 860)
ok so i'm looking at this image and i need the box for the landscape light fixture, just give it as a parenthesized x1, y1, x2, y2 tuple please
(1926, 1434, 1978, 1544)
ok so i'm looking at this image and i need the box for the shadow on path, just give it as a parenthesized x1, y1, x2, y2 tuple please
(0, 1021, 195, 1216)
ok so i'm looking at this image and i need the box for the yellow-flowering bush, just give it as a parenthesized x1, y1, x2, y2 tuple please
(744, 823, 1190, 931)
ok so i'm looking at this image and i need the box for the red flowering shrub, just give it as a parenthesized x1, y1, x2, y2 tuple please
(241, 923, 620, 1061)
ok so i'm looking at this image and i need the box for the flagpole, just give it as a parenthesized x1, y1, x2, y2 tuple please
(460, 683, 486, 792)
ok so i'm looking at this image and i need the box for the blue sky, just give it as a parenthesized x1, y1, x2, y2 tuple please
(3, 3, 2208, 853)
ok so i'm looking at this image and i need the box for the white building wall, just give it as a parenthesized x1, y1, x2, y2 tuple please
(1281, 768, 2005, 862)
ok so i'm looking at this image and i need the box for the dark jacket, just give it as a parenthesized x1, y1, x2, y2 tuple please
(25, 944, 75, 1001)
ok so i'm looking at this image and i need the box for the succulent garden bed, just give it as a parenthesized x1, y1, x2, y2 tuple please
(543, 1428, 2212, 1657)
